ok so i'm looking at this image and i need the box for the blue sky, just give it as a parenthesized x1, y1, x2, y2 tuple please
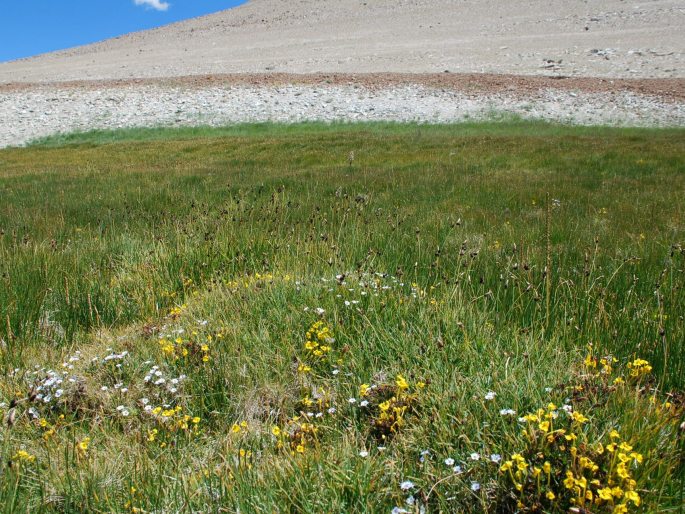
(0, 1, 247, 63)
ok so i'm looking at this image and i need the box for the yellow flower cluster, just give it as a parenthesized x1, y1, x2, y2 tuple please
(273, 322, 339, 455)
(501, 401, 644, 512)
(584, 350, 653, 384)
(158, 332, 214, 364)
(12, 450, 36, 464)
(584, 351, 616, 375)
(365, 374, 422, 442)
(230, 420, 249, 434)
(272, 388, 332, 455)
(38, 415, 64, 441)
(626, 358, 652, 378)
(297, 319, 338, 375)
(273, 416, 320, 456)
(146, 405, 201, 448)
(376, 396, 408, 437)
(304, 320, 334, 359)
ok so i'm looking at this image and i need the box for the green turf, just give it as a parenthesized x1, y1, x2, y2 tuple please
(0, 122, 683, 512)
(27, 120, 685, 147)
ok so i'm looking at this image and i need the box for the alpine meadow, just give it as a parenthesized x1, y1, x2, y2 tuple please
(0, 122, 684, 513)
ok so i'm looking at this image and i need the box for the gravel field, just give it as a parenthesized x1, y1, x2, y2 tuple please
(2, 79, 683, 147)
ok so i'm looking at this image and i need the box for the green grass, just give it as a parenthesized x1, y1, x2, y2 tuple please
(28, 120, 685, 148)
(0, 122, 683, 512)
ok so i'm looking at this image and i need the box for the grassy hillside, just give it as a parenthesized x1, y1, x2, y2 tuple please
(0, 122, 683, 512)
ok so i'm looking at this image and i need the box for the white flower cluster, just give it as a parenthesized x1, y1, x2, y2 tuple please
(27, 368, 83, 407)
(143, 365, 187, 395)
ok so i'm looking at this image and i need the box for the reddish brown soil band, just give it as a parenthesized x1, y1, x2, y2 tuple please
(2, 73, 684, 102)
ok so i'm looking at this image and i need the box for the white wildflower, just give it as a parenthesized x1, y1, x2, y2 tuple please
(400, 480, 415, 491)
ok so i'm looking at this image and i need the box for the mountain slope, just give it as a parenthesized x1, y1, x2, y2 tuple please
(1, 0, 683, 83)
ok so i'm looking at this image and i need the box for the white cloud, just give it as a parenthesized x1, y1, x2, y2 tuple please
(134, 0, 171, 11)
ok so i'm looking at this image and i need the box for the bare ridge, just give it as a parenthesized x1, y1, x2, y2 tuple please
(1, 0, 683, 83)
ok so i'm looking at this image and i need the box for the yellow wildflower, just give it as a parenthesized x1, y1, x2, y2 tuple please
(624, 491, 641, 506)
(12, 450, 36, 463)
(616, 462, 630, 480)
(571, 411, 589, 424)
(627, 358, 652, 377)
(395, 374, 409, 391)
(77, 437, 91, 453)
(564, 471, 575, 489)
(599, 488, 613, 501)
